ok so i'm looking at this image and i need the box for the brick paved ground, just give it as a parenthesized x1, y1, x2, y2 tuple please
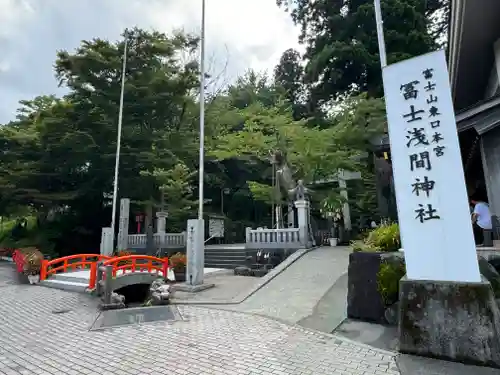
(0, 263, 399, 375)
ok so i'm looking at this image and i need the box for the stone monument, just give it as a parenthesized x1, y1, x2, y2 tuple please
(174, 218, 213, 293)
(116, 198, 130, 251)
(100, 227, 113, 256)
(383, 50, 500, 367)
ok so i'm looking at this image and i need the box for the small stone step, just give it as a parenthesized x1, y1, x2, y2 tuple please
(204, 246, 247, 269)
(204, 257, 244, 263)
(39, 279, 89, 293)
(205, 254, 246, 262)
(204, 248, 246, 254)
(204, 251, 246, 257)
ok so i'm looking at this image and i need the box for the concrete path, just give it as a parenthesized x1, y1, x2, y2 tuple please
(227, 246, 350, 329)
(0, 262, 399, 375)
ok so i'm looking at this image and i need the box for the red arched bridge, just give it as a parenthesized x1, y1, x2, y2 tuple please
(39, 254, 169, 293)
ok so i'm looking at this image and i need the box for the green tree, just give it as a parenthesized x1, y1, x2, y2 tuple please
(276, 0, 446, 104)
(208, 95, 385, 205)
(0, 28, 203, 253)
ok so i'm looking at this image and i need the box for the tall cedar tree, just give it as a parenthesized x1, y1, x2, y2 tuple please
(276, 0, 449, 106)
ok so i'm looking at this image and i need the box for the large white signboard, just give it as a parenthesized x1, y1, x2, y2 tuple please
(383, 49, 480, 282)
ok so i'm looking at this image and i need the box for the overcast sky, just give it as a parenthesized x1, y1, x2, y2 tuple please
(0, 0, 301, 123)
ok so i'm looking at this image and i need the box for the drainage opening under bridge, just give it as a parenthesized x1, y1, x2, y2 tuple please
(92, 279, 181, 330)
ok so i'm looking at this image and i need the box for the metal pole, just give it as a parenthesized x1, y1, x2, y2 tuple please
(198, 0, 206, 220)
(374, 0, 388, 68)
(111, 34, 128, 236)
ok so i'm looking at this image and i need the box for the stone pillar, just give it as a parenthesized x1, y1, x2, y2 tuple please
(245, 227, 251, 244)
(295, 200, 311, 248)
(156, 211, 167, 250)
(156, 211, 167, 234)
(186, 219, 205, 286)
(338, 179, 352, 232)
(116, 198, 130, 251)
(100, 227, 113, 256)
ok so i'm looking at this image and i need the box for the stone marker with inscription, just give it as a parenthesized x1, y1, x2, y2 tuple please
(383, 49, 500, 367)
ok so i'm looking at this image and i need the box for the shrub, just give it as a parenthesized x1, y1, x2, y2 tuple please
(366, 223, 400, 252)
(170, 252, 186, 272)
(377, 257, 406, 306)
(13, 247, 44, 275)
(350, 240, 380, 253)
(351, 222, 400, 253)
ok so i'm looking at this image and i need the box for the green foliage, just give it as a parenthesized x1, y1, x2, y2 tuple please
(351, 222, 400, 252)
(0, 216, 58, 259)
(0, 28, 203, 252)
(377, 258, 406, 305)
(208, 94, 385, 211)
(276, 0, 447, 102)
(319, 192, 345, 220)
(142, 163, 196, 231)
(366, 223, 400, 252)
(350, 239, 380, 253)
(248, 181, 280, 205)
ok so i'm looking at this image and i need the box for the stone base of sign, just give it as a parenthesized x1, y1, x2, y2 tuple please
(398, 276, 500, 368)
(171, 282, 214, 293)
(347, 251, 386, 323)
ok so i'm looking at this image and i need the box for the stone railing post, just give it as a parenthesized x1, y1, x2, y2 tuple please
(245, 227, 252, 244)
(295, 200, 310, 248)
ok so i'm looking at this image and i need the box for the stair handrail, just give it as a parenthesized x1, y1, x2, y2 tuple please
(40, 254, 112, 281)
(88, 255, 169, 289)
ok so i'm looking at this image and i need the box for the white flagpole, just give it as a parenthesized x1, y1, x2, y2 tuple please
(111, 33, 128, 238)
(374, 0, 388, 68)
(198, 0, 206, 219)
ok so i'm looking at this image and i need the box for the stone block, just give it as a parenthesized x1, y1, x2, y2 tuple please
(234, 266, 252, 276)
(399, 276, 500, 368)
(347, 251, 385, 323)
(253, 269, 268, 277)
(478, 256, 500, 298)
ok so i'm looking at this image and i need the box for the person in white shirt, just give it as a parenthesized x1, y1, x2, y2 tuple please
(470, 193, 492, 246)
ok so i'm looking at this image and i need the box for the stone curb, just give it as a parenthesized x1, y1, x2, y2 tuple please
(179, 304, 398, 357)
(171, 246, 319, 306)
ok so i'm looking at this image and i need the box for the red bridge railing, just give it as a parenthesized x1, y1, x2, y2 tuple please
(40, 254, 112, 281)
(88, 255, 169, 289)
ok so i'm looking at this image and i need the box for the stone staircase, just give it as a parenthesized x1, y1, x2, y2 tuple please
(39, 272, 89, 293)
(204, 244, 247, 269)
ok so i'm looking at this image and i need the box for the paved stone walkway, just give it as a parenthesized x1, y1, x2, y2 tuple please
(0, 263, 399, 375)
(229, 247, 351, 325)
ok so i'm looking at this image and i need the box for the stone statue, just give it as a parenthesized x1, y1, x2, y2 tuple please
(288, 179, 312, 201)
(148, 279, 171, 305)
(110, 292, 126, 308)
